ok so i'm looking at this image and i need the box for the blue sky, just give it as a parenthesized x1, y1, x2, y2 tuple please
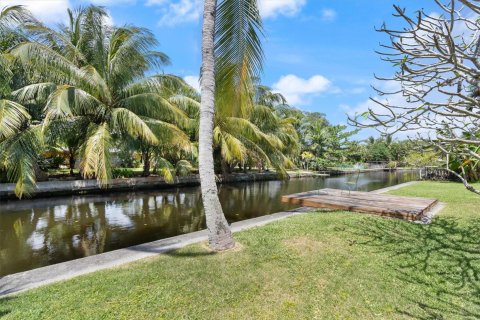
(4, 0, 438, 139)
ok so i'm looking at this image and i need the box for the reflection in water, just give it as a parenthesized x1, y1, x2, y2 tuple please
(0, 171, 418, 276)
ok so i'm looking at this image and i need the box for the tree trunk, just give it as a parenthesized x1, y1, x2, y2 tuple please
(221, 159, 230, 176)
(142, 151, 151, 177)
(68, 147, 76, 176)
(199, 0, 235, 251)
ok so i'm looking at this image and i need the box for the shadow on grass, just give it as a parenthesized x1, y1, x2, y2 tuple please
(0, 296, 13, 318)
(165, 250, 216, 258)
(350, 217, 480, 319)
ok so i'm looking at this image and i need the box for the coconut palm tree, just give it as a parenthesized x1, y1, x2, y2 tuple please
(10, 6, 191, 191)
(200, 0, 233, 251)
(0, 5, 44, 198)
(199, 0, 265, 250)
(209, 83, 298, 175)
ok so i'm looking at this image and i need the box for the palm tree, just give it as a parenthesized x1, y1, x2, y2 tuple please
(210, 83, 298, 175)
(200, 0, 234, 250)
(11, 6, 191, 190)
(0, 5, 43, 198)
(199, 0, 265, 250)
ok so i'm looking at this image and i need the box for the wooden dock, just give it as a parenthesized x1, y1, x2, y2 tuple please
(281, 188, 438, 221)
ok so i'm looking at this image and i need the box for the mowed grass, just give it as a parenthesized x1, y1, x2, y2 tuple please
(1, 182, 480, 319)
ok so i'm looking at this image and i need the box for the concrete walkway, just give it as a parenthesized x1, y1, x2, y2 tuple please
(371, 181, 419, 194)
(0, 181, 441, 297)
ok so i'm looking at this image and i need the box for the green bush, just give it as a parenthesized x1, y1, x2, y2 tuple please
(315, 158, 335, 170)
(112, 168, 135, 179)
(405, 151, 440, 168)
(387, 161, 398, 169)
(38, 156, 65, 171)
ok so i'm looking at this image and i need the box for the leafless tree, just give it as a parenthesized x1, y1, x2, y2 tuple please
(349, 0, 480, 194)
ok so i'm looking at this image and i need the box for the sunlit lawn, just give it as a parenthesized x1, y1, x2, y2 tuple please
(1, 181, 479, 319)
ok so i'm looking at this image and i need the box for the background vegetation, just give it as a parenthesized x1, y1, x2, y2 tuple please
(0, 5, 455, 199)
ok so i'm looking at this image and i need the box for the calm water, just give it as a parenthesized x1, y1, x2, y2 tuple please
(0, 170, 418, 276)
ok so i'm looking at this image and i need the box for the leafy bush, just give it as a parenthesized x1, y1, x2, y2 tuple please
(176, 160, 193, 177)
(38, 156, 65, 171)
(405, 151, 441, 168)
(387, 161, 398, 169)
(116, 149, 140, 168)
(112, 168, 135, 179)
(315, 158, 335, 170)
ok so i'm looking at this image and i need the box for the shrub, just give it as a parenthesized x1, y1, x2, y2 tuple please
(112, 168, 135, 179)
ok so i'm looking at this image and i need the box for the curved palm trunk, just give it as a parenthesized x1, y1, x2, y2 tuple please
(199, 0, 235, 251)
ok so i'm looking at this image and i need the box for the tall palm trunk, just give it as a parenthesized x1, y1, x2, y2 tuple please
(199, 0, 235, 251)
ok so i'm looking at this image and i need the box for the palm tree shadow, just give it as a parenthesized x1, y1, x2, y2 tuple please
(0, 296, 13, 318)
(348, 217, 480, 319)
(0, 309, 11, 318)
(165, 251, 216, 258)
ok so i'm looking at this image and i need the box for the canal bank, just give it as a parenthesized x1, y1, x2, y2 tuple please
(0, 171, 420, 277)
(1, 180, 444, 297)
(0, 171, 326, 200)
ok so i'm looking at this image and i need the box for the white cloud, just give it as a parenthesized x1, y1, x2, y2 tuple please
(320, 8, 336, 22)
(342, 81, 407, 117)
(148, 0, 307, 26)
(350, 87, 366, 94)
(340, 80, 434, 139)
(1, 0, 71, 24)
(147, 0, 202, 26)
(103, 13, 114, 26)
(259, 0, 306, 18)
(184, 75, 200, 92)
(272, 74, 332, 105)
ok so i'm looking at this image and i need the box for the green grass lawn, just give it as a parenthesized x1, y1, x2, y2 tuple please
(1, 182, 480, 319)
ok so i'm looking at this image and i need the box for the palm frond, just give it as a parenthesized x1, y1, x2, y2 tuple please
(111, 108, 158, 145)
(0, 5, 34, 33)
(80, 65, 111, 103)
(225, 116, 282, 148)
(0, 125, 43, 198)
(221, 130, 247, 163)
(11, 42, 85, 85)
(121, 74, 189, 97)
(143, 118, 191, 151)
(108, 26, 166, 88)
(0, 99, 30, 140)
(152, 156, 174, 183)
(251, 104, 279, 129)
(80, 122, 112, 186)
(215, 0, 264, 118)
(120, 92, 189, 127)
(175, 159, 193, 176)
(43, 85, 104, 127)
(168, 95, 200, 118)
(12, 82, 57, 105)
(215, 0, 264, 76)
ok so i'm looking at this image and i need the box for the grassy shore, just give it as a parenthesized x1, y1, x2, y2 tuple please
(1, 181, 479, 319)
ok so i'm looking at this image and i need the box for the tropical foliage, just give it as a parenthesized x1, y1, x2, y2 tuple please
(0, 4, 302, 198)
(0, 4, 454, 199)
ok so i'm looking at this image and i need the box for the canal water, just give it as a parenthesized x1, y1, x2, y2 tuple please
(0, 170, 418, 276)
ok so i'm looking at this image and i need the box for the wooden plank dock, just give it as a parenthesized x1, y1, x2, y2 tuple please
(281, 188, 438, 221)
